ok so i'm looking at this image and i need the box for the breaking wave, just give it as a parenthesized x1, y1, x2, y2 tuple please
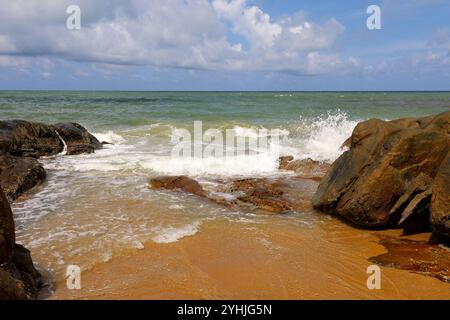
(42, 111, 358, 177)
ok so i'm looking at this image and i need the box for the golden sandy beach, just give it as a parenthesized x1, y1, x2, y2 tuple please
(50, 214, 450, 300)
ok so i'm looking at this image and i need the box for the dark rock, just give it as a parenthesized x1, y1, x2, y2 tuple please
(369, 235, 450, 283)
(54, 123, 102, 155)
(0, 120, 63, 157)
(0, 267, 28, 300)
(313, 111, 450, 240)
(0, 183, 15, 264)
(149, 176, 206, 197)
(0, 152, 46, 202)
(0, 120, 100, 200)
(0, 186, 41, 299)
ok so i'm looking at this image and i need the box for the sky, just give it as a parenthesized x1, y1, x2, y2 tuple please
(0, 0, 449, 91)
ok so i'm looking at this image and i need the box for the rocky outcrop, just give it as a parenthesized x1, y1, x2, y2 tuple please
(0, 186, 41, 299)
(54, 123, 102, 155)
(0, 120, 102, 158)
(0, 120, 102, 200)
(0, 153, 46, 202)
(312, 111, 450, 241)
(430, 151, 450, 240)
(0, 120, 63, 157)
(149, 175, 318, 214)
(0, 119, 103, 299)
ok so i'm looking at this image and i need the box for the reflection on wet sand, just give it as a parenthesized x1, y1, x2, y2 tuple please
(51, 216, 450, 300)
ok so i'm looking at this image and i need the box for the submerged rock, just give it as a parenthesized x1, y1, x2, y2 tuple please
(149, 176, 206, 197)
(149, 175, 317, 214)
(216, 177, 317, 214)
(370, 236, 450, 283)
(54, 122, 102, 155)
(313, 111, 450, 241)
(278, 156, 330, 180)
(0, 186, 41, 299)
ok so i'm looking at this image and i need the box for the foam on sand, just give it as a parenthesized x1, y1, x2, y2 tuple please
(152, 222, 202, 244)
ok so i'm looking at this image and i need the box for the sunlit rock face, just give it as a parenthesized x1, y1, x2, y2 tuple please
(313, 111, 450, 242)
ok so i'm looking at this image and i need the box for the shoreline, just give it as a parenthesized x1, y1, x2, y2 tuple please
(49, 217, 450, 300)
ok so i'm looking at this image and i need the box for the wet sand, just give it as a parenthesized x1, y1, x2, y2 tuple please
(51, 215, 450, 300)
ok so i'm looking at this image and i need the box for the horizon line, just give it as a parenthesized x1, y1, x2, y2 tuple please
(1, 89, 450, 93)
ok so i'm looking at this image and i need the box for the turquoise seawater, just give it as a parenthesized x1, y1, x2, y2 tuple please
(1, 91, 449, 132)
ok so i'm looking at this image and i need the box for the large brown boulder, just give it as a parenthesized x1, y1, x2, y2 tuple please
(54, 123, 102, 155)
(0, 186, 41, 299)
(313, 111, 450, 240)
(430, 151, 450, 240)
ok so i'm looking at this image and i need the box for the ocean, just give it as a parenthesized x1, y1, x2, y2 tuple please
(1, 91, 449, 298)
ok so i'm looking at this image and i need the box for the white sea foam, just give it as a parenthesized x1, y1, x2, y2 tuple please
(92, 131, 126, 144)
(55, 131, 68, 156)
(297, 111, 358, 162)
(140, 145, 287, 177)
(40, 112, 357, 176)
(152, 222, 201, 244)
(231, 126, 290, 138)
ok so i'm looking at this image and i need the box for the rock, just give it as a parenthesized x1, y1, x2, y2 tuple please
(149, 176, 206, 197)
(369, 235, 450, 283)
(217, 177, 317, 214)
(313, 111, 450, 239)
(149, 175, 318, 214)
(430, 151, 450, 240)
(0, 120, 101, 199)
(0, 120, 63, 157)
(0, 186, 41, 299)
(0, 183, 15, 263)
(279, 156, 330, 180)
(54, 123, 102, 155)
(0, 268, 28, 300)
(278, 155, 295, 169)
(0, 120, 102, 157)
(0, 152, 46, 201)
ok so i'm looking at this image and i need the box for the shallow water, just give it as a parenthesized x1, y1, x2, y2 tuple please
(51, 217, 450, 300)
(1, 91, 449, 298)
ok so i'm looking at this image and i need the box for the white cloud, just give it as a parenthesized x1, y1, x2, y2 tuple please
(213, 0, 282, 49)
(0, 0, 346, 75)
